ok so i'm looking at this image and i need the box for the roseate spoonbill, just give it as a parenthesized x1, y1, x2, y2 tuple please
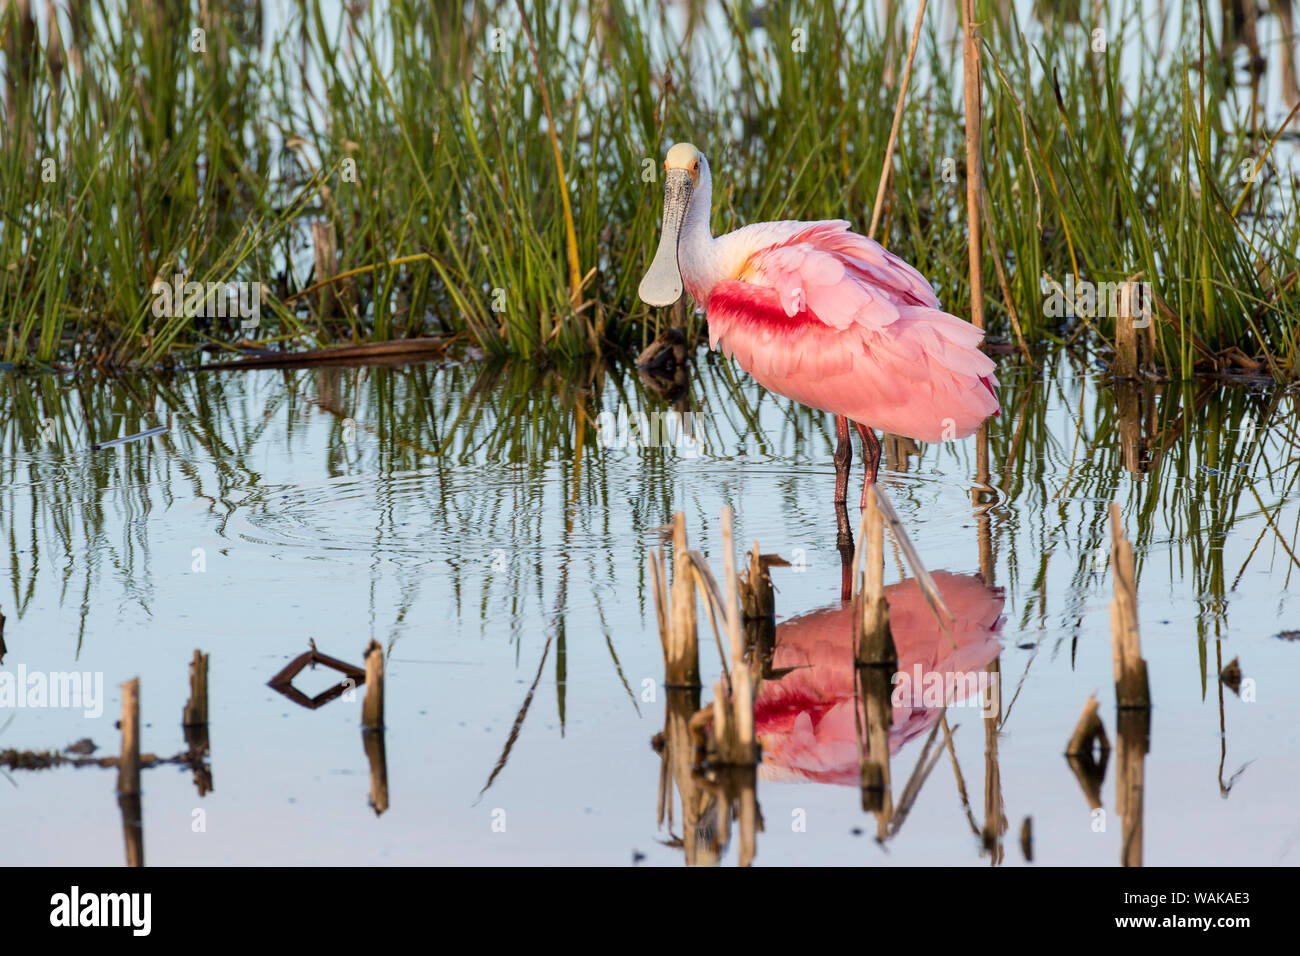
(638, 142, 1000, 506)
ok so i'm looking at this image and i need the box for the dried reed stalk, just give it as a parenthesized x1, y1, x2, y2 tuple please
(868, 0, 930, 240)
(1114, 276, 1141, 379)
(960, 0, 985, 331)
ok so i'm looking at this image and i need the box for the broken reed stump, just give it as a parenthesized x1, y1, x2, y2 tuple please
(182, 649, 213, 797)
(118, 677, 143, 867)
(649, 509, 756, 768)
(667, 512, 700, 690)
(713, 507, 757, 767)
(1065, 694, 1110, 757)
(856, 489, 896, 666)
(360, 640, 388, 812)
(1066, 691, 1107, 759)
(1113, 276, 1155, 380)
(1114, 281, 1140, 380)
(1065, 694, 1110, 810)
(1114, 284, 1159, 476)
(1108, 503, 1150, 865)
(739, 542, 788, 621)
(362, 639, 384, 730)
(650, 509, 762, 865)
(854, 491, 897, 820)
(740, 543, 787, 682)
(310, 220, 344, 319)
(118, 678, 141, 796)
(1109, 503, 1151, 710)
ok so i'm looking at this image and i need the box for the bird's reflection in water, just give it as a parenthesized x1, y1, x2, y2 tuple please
(755, 571, 1004, 785)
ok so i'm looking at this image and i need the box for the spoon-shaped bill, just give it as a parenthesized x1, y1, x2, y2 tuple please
(638, 168, 693, 307)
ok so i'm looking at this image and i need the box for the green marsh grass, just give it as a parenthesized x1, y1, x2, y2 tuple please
(1, 0, 1298, 376)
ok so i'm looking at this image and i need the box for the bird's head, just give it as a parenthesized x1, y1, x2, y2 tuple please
(639, 143, 708, 307)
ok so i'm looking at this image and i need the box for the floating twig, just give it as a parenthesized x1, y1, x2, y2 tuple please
(198, 337, 446, 371)
(268, 644, 367, 709)
(89, 424, 167, 451)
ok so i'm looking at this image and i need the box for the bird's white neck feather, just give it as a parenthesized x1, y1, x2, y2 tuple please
(679, 161, 724, 304)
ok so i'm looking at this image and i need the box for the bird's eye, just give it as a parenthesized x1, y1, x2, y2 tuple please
(693, 160, 700, 172)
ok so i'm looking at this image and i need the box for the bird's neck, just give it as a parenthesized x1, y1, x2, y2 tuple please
(680, 178, 721, 304)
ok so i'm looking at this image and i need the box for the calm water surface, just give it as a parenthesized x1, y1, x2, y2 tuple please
(1, 352, 1297, 865)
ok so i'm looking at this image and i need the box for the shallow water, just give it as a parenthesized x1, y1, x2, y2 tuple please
(1, 352, 1297, 865)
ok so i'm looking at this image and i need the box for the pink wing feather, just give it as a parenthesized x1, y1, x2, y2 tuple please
(706, 221, 999, 442)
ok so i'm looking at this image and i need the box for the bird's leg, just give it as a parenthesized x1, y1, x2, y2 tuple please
(836, 498, 854, 603)
(854, 422, 881, 509)
(834, 415, 854, 602)
(834, 414, 853, 505)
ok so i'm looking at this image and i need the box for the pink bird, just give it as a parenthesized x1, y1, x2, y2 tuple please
(639, 143, 1000, 507)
